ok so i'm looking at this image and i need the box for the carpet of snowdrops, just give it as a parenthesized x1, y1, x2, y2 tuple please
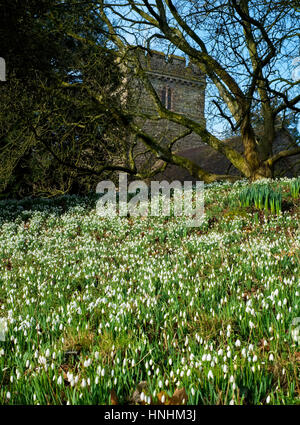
(0, 178, 299, 405)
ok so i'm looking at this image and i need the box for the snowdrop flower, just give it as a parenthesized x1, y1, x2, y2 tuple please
(81, 379, 87, 388)
(45, 349, 50, 358)
(269, 354, 274, 361)
(6, 392, 11, 400)
(235, 339, 241, 348)
(83, 358, 91, 368)
(208, 370, 214, 380)
(161, 394, 165, 404)
(266, 395, 271, 404)
(94, 351, 99, 360)
(57, 375, 63, 385)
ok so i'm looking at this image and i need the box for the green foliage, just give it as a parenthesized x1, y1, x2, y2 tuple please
(239, 184, 282, 214)
(0, 1, 128, 197)
(289, 179, 300, 200)
(0, 179, 298, 405)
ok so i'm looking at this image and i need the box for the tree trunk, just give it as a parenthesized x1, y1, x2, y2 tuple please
(241, 116, 273, 180)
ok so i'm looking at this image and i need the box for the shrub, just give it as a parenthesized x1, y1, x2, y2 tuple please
(239, 184, 282, 214)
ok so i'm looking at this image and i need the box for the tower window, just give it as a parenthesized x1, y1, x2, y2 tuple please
(161, 86, 173, 110)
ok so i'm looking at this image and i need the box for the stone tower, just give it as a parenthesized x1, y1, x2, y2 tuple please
(131, 50, 206, 156)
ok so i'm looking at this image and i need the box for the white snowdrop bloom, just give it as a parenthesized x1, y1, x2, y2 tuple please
(6, 392, 11, 400)
(218, 349, 223, 356)
(83, 358, 91, 368)
(207, 370, 213, 380)
(229, 399, 234, 405)
(269, 354, 274, 361)
(81, 379, 87, 388)
(249, 321, 255, 329)
(95, 376, 99, 385)
(235, 339, 241, 348)
(0, 349, 4, 356)
(232, 383, 236, 390)
(206, 354, 211, 362)
(251, 366, 255, 372)
(94, 351, 100, 360)
(140, 392, 145, 402)
(187, 369, 191, 377)
(165, 379, 169, 387)
(191, 387, 195, 396)
(87, 378, 90, 386)
(45, 349, 50, 358)
(33, 394, 37, 402)
(202, 354, 207, 361)
(57, 375, 63, 385)
(223, 364, 228, 373)
(266, 395, 271, 404)
(74, 376, 79, 384)
(169, 358, 172, 366)
(253, 355, 258, 362)
(26, 360, 30, 368)
(161, 394, 166, 404)
(229, 375, 235, 383)
(52, 352, 56, 360)
(131, 359, 135, 367)
(241, 348, 246, 358)
(10, 376, 13, 383)
(158, 380, 163, 388)
(101, 368, 105, 377)
(147, 396, 151, 404)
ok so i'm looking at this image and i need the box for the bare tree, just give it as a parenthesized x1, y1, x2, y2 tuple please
(94, 0, 300, 182)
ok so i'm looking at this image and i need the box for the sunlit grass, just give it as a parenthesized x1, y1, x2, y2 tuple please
(0, 178, 299, 405)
